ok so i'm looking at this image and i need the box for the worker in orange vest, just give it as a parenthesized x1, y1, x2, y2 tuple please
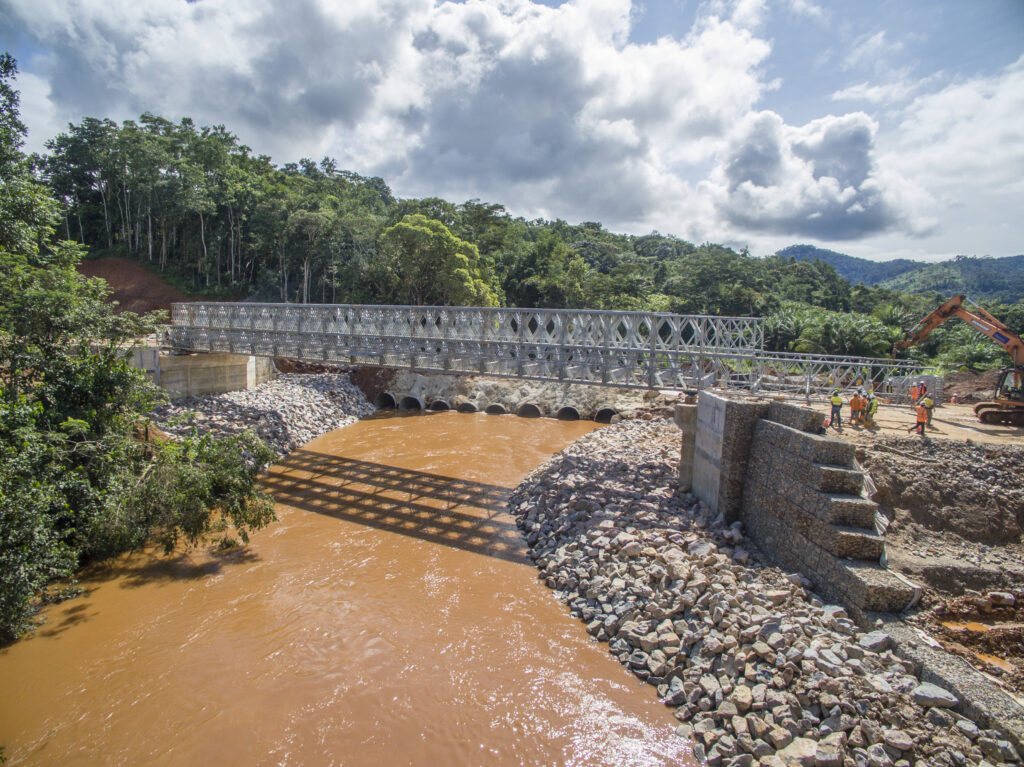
(909, 382, 920, 403)
(908, 401, 928, 436)
(849, 389, 865, 425)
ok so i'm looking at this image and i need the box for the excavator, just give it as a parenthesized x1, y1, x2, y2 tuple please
(895, 294, 1024, 426)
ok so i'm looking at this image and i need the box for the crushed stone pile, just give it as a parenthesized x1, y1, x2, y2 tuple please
(150, 374, 374, 456)
(509, 419, 1019, 767)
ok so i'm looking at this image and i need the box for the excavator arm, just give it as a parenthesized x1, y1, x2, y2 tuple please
(895, 294, 1023, 366)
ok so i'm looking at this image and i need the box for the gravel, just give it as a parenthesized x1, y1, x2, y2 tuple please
(508, 418, 1016, 767)
(150, 373, 374, 456)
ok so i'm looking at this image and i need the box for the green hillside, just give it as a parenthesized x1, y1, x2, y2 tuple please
(877, 255, 1024, 303)
(776, 245, 919, 286)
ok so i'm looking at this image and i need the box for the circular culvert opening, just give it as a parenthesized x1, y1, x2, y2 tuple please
(595, 408, 617, 424)
(374, 392, 397, 409)
(399, 396, 424, 411)
(428, 400, 450, 412)
(484, 403, 507, 415)
(556, 406, 580, 421)
(517, 403, 542, 418)
(456, 402, 478, 413)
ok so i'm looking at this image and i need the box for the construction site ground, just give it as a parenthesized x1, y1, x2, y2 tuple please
(799, 396, 1024, 698)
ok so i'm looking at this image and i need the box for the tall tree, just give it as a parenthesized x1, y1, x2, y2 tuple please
(378, 214, 498, 307)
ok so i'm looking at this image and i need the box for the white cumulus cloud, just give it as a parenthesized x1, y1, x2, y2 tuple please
(703, 110, 935, 240)
(2, 0, 972, 251)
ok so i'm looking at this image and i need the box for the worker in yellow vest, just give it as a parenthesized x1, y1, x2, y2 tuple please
(829, 389, 843, 430)
(864, 393, 878, 427)
(920, 393, 934, 427)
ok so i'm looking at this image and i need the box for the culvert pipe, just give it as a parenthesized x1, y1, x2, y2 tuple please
(428, 399, 451, 412)
(517, 403, 542, 418)
(399, 395, 424, 412)
(595, 407, 617, 424)
(374, 392, 397, 409)
(456, 402, 479, 413)
(556, 406, 580, 421)
(484, 403, 507, 415)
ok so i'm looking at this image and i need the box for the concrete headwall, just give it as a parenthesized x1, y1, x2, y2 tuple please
(129, 348, 278, 399)
(691, 391, 768, 521)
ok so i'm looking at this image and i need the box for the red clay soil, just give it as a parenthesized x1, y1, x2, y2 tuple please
(76, 257, 194, 316)
(918, 593, 1024, 696)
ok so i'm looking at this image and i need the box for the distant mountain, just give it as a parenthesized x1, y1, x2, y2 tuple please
(775, 245, 919, 286)
(877, 255, 1024, 303)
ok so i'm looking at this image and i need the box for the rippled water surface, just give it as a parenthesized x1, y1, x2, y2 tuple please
(0, 411, 693, 766)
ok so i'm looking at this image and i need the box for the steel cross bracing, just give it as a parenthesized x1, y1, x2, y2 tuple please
(168, 302, 927, 398)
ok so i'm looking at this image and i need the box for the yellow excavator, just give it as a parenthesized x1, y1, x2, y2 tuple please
(895, 295, 1024, 426)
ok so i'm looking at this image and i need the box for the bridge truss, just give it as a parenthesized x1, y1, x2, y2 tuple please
(169, 302, 927, 400)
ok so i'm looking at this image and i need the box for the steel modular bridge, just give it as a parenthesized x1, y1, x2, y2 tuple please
(169, 302, 929, 400)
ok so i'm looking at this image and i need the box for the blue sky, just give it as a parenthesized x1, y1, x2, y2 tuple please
(2, 0, 1023, 262)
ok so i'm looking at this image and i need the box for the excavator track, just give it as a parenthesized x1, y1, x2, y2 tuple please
(975, 404, 1024, 426)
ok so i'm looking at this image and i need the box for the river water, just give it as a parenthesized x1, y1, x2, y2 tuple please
(0, 411, 693, 766)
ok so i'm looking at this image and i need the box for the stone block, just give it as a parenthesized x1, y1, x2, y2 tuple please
(837, 561, 917, 613)
(821, 495, 879, 528)
(812, 523, 885, 561)
(768, 401, 824, 434)
(812, 464, 864, 495)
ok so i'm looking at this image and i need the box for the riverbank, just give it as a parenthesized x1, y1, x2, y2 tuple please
(509, 417, 1020, 766)
(150, 373, 374, 456)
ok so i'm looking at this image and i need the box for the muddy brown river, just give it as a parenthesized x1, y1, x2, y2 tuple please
(0, 412, 693, 766)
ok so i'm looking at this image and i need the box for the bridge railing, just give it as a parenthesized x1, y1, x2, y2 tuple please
(169, 302, 765, 390)
(171, 303, 764, 350)
(169, 302, 925, 396)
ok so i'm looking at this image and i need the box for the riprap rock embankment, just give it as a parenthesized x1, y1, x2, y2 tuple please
(151, 373, 374, 456)
(509, 418, 1019, 767)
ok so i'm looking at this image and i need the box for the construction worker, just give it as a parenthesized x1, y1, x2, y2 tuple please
(908, 400, 928, 436)
(849, 388, 865, 425)
(921, 391, 935, 426)
(909, 381, 920, 403)
(864, 393, 879, 427)
(829, 389, 843, 430)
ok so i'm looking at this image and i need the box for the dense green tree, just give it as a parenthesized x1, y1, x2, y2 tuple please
(1, 55, 276, 640)
(378, 214, 498, 306)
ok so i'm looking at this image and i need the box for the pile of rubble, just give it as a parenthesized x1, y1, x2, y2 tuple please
(509, 418, 1020, 766)
(150, 374, 374, 456)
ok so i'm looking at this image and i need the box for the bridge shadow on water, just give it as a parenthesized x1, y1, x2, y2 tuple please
(263, 449, 531, 565)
